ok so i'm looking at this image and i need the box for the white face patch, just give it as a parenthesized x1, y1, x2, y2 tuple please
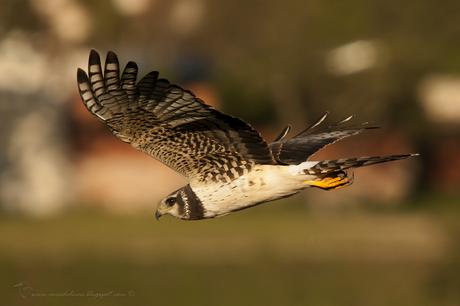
(167, 205, 181, 218)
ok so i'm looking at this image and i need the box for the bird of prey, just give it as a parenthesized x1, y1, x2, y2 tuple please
(77, 50, 417, 221)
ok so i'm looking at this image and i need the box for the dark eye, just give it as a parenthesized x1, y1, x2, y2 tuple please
(165, 197, 176, 206)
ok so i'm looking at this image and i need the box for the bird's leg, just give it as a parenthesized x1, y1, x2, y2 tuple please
(304, 172, 353, 190)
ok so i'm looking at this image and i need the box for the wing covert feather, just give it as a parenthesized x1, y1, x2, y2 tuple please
(77, 50, 274, 182)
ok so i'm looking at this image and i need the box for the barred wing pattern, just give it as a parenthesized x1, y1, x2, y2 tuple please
(77, 50, 274, 183)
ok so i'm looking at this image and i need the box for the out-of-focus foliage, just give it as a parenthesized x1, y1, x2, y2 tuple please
(0, 1, 459, 304)
(3, 0, 460, 126)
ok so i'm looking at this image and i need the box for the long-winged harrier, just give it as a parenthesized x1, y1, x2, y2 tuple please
(77, 50, 417, 220)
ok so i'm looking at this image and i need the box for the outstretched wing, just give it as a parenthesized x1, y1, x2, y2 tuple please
(270, 112, 378, 165)
(77, 50, 274, 183)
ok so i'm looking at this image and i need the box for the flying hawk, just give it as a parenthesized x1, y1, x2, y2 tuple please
(77, 50, 417, 220)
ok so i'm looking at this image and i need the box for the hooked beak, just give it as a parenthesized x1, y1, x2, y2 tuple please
(155, 203, 169, 220)
(155, 210, 163, 220)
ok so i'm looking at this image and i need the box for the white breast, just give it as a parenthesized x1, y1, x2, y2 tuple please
(190, 164, 316, 217)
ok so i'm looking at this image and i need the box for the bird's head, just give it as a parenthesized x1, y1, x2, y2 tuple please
(155, 185, 205, 220)
(156, 190, 182, 220)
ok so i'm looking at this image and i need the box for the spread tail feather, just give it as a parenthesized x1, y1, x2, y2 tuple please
(304, 153, 419, 175)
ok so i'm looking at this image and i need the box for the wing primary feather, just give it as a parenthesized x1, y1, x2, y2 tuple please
(76, 50, 276, 181)
(88, 49, 105, 99)
(121, 61, 138, 101)
(294, 111, 329, 137)
(104, 51, 120, 91)
(273, 125, 291, 142)
(268, 112, 382, 165)
(334, 115, 354, 125)
(76, 68, 104, 116)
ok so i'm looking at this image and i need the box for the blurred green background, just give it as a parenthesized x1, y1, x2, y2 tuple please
(0, 0, 459, 305)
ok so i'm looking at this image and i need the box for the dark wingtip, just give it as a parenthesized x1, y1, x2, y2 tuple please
(89, 49, 101, 64)
(77, 68, 88, 82)
(395, 153, 420, 160)
(296, 111, 329, 137)
(106, 50, 118, 63)
(273, 125, 292, 142)
(337, 115, 353, 125)
(317, 111, 329, 124)
(125, 61, 138, 70)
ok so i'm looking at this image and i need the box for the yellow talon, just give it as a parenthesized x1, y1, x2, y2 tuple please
(305, 175, 352, 190)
